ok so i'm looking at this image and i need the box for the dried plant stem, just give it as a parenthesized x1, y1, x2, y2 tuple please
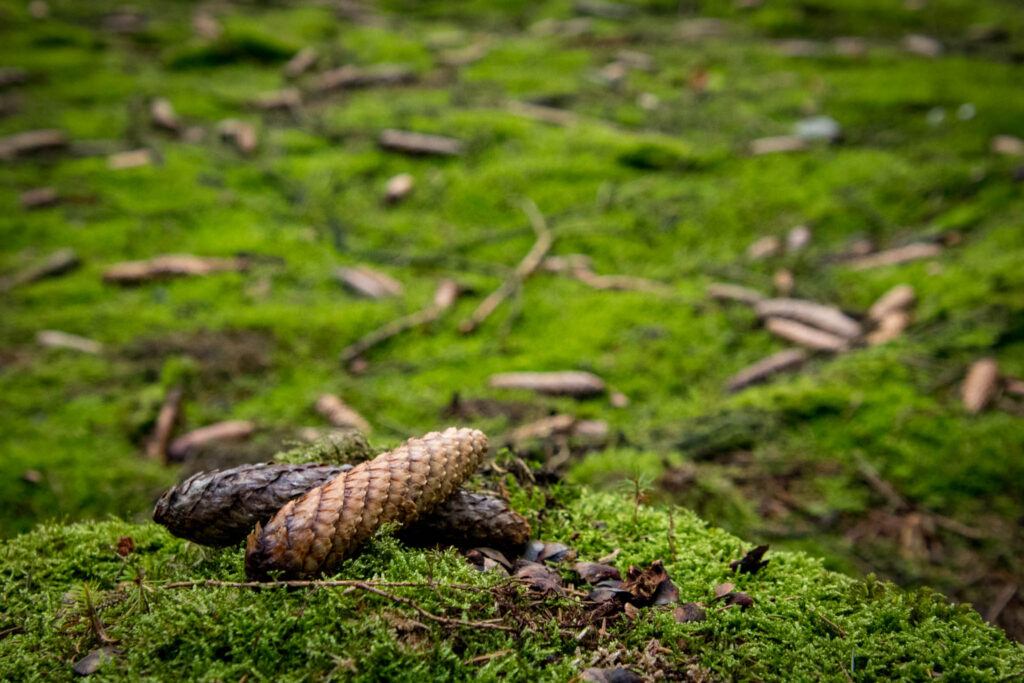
(340, 280, 459, 364)
(159, 579, 515, 632)
(459, 200, 552, 334)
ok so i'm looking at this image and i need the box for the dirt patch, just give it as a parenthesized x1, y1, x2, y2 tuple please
(123, 329, 274, 384)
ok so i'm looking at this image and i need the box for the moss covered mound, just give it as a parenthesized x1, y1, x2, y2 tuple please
(2, 490, 1021, 681)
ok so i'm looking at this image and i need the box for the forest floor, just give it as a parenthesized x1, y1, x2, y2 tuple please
(1, 0, 1023, 657)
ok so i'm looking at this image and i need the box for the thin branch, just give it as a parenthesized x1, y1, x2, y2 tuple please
(459, 199, 553, 334)
(158, 578, 515, 632)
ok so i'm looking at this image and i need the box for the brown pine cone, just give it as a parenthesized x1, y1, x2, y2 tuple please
(154, 464, 529, 553)
(245, 427, 488, 580)
(153, 462, 352, 546)
(399, 489, 530, 553)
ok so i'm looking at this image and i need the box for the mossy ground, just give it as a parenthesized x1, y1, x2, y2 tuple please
(2, 488, 1023, 681)
(1, 0, 1023, 672)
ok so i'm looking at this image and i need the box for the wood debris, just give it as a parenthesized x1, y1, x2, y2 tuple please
(0, 67, 28, 89)
(574, 0, 633, 19)
(102, 255, 248, 285)
(150, 97, 180, 132)
(616, 49, 654, 71)
(460, 200, 551, 333)
(868, 284, 916, 322)
(438, 40, 490, 67)
(746, 235, 781, 260)
(384, 173, 414, 204)
(251, 88, 301, 112)
(773, 269, 794, 296)
(167, 420, 256, 462)
(765, 317, 849, 351)
(379, 129, 464, 156)
(107, 149, 152, 170)
(340, 279, 460, 364)
(146, 386, 183, 461)
(19, 187, 58, 210)
(36, 330, 103, 354)
(315, 394, 372, 433)
(218, 119, 258, 154)
(708, 282, 764, 305)
(991, 135, 1024, 156)
(284, 47, 318, 78)
(866, 311, 910, 345)
(0, 247, 80, 291)
(335, 265, 403, 299)
(192, 11, 222, 39)
(725, 349, 807, 393)
(507, 101, 578, 127)
(846, 242, 941, 270)
(1005, 378, 1024, 397)
(489, 371, 605, 397)
(544, 254, 671, 295)
(676, 18, 731, 40)
(833, 36, 868, 57)
(962, 358, 999, 414)
(787, 225, 811, 251)
(504, 415, 577, 444)
(28, 0, 48, 19)
(0, 128, 67, 160)
(750, 136, 807, 155)
(755, 298, 862, 338)
(903, 34, 943, 58)
(312, 65, 415, 94)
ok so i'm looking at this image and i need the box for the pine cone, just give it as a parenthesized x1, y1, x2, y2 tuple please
(153, 462, 352, 546)
(245, 427, 488, 580)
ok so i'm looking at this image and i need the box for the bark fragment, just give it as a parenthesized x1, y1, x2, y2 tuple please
(312, 65, 415, 94)
(36, 330, 103, 355)
(0, 128, 67, 160)
(868, 284, 916, 322)
(284, 47, 317, 78)
(103, 255, 248, 285)
(846, 243, 941, 270)
(725, 349, 807, 393)
(755, 298, 862, 339)
(379, 129, 464, 156)
(335, 265, 403, 298)
(19, 187, 59, 210)
(962, 358, 999, 414)
(489, 371, 606, 397)
(146, 386, 183, 461)
(708, 282, 764, 305)
(315, 394, 372, 434)
(765, 317, 850, 351)
(245, 427, 489, 579)
(167, 420, 256, 462)
(0, 248, 80, 291)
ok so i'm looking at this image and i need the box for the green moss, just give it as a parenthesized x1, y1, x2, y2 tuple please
(1, 0, 1023, 657)
(1, 490, 1020, 681)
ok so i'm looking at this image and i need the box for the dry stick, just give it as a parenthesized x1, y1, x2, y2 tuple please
(160, 579, 515, 632)
(459, 200, 553, 334)
(340, 280, 460, 364)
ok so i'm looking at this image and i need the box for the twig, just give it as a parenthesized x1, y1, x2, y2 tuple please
(463, 649, 513, 666)
(986, 584, 1017, 624)
(159, 578, 515, 632)
(459, 199, 553, 334)
(809, 609, 846, 637)
(340, 280, 460, 364)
